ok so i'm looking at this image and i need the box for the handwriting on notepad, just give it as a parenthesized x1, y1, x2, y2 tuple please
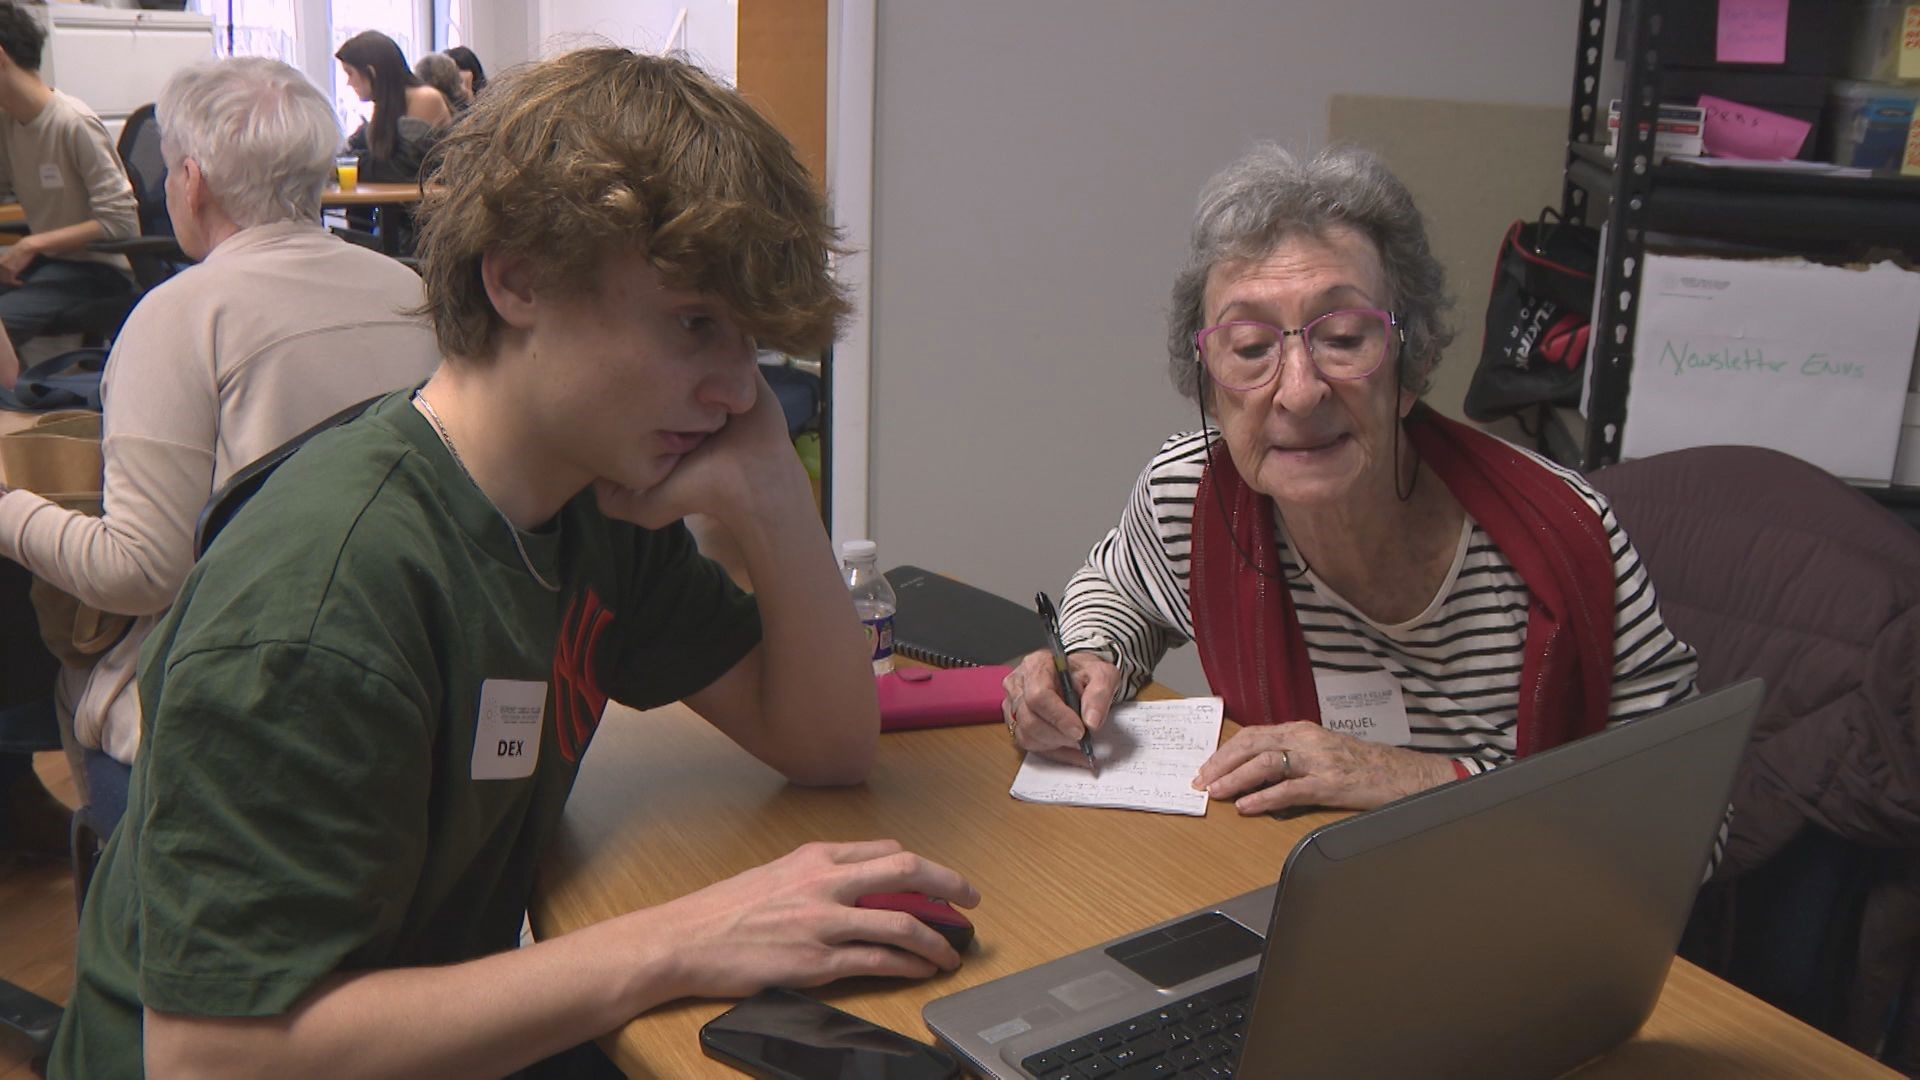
(1132, 718, 1218, 753)
(1008, 697, 1225, 817)
(1016, 776, 1202, 816)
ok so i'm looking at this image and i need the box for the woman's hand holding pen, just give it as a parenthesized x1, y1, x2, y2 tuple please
(1003, 651, 1121, 767)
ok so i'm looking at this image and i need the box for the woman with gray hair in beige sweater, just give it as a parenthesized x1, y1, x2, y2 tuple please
(0, 56, 439, 826)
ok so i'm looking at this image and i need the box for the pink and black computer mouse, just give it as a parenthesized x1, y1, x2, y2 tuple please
(857, 892, 976, 951)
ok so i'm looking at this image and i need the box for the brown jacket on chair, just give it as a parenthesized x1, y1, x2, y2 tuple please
(1590, 445, 1920, 1068)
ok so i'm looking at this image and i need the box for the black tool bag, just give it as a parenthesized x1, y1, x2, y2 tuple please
(1463, 209, 1599, 422)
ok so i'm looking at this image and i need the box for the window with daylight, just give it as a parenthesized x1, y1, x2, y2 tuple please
(192, 0, 301, 67)
(433, 0, 468, 52)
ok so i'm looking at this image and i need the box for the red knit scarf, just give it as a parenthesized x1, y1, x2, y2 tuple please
(1189, 405, 1616, 757)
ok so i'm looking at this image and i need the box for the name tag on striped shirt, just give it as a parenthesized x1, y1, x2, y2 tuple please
(1315, 670, 1411, 746)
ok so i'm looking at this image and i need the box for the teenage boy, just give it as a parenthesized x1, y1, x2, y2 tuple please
(51, 48, 977, 1079)
(0, 2, 137, 382)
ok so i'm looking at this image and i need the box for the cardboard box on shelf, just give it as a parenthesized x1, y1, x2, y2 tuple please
(1605, 101, 1707, 160)
(1846, 1, 1920, 83)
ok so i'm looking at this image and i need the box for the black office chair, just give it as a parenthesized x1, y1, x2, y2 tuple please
(328, 224, 421, 273)
(40, 103, 191, 348)
(195, 396, 385, 557)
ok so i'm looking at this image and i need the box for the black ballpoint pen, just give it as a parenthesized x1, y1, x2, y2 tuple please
(1035, 592, 1098, 773)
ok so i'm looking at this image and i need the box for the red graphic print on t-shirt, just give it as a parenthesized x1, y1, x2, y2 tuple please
(553, 586, 613, 763)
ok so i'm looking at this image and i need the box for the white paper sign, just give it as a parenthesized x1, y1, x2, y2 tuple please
(1314, 670, 1411, 746)
(470, 678, 546, 780)
(1623, 254, 1920, 482)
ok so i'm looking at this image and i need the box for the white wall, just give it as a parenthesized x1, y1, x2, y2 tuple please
(865, 0, 1580, 692)
(467, 1, 539, 72)
(533, 0, 735, 83)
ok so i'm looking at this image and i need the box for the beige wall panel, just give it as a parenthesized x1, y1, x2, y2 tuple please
(1329, 94, 1569, 425)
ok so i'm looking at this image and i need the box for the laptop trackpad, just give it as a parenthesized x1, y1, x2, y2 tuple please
(1103, 912, 1264, 989)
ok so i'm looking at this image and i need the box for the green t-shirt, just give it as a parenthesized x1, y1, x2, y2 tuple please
(50, 391, 761, 1078)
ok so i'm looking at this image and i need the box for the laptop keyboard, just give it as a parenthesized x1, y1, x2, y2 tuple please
(1018, 972, 1255, 1079)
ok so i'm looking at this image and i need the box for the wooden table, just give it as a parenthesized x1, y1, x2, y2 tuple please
(0, 191, 425, 255)
(534, 698, 1898, 1079)
(320, 182, 423, 256)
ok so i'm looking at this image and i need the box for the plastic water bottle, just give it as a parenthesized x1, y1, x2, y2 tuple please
(841, 539, 896, 675)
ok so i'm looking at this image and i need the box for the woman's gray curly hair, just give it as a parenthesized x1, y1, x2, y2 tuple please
(1167, 143, 1454, 406)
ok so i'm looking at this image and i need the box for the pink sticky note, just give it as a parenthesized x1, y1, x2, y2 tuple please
(1699, 94, 1811, 160)
(1716, 0, 1789, 64)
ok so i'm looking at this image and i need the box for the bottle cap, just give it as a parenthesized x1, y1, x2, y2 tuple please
(841, 539, 878, 561)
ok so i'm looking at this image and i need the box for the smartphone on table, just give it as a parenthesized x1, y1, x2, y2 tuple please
(699, 987, 962, 1079)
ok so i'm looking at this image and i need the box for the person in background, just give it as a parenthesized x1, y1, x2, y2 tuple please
(0, 1, 136, 387)
(336, 29, 451, 183)
(415, 51, 470, 113)
(337, 30, 449, 254)
(1006, 144, 1700, 816)
(50, 47, 977, 1079)
(0, 57, 440, 830)
(447, 44, 487, 99)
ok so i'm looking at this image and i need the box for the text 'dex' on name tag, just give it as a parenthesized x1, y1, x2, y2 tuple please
(471, 678, 546, 780)
(1314, 669, 1411, 746)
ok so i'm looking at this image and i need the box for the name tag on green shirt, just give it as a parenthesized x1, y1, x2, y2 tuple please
(472, 678, 546, 779)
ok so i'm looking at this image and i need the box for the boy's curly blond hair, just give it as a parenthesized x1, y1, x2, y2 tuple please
(413, 47, 848, 361)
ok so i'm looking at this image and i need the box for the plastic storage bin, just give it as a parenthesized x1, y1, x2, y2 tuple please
(1847, 1, 1919, 84)
(1826, 78, 1920, 169)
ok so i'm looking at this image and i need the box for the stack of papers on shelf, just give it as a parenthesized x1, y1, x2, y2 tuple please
(1664, 154, 1873, 178)
(1623, 253, 1920, 483)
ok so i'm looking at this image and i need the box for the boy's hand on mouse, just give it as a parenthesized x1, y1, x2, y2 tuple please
(632, 839, 981, 1001)
(1003, 650, 1119, 767)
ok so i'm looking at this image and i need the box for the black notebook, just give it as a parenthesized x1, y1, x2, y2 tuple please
(884, 565, 1049, 668)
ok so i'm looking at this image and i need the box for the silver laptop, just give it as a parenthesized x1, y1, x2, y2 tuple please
(925, 679, 1762, 1079)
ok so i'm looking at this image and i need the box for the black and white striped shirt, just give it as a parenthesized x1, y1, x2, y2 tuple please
(1059, 429, 1701, 776)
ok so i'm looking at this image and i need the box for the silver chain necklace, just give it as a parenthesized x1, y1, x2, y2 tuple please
(412, 391, 563, 593)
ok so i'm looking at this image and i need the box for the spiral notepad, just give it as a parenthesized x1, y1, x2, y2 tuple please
(884, 565, 1049, 668)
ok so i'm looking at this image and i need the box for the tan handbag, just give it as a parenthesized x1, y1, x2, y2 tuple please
(0, 411, 133, 667)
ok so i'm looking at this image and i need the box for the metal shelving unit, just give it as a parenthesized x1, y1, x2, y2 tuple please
(1555, 0, 1920, 473)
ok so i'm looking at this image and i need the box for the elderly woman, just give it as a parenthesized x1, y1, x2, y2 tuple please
(1006, 144, 1699, 815)
(415, 51, 470, 112)
(0, 57, 438, 826)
